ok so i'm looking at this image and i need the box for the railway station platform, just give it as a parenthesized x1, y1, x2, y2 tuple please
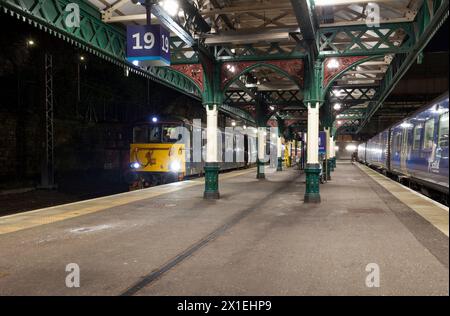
(0, 162, 448, 296)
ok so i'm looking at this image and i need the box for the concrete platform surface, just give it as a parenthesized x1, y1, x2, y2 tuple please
(0, 163, 448, 296)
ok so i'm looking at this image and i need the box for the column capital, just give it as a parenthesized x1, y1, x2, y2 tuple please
(304, 100, 324, 108)
(204, 103, 219, 111)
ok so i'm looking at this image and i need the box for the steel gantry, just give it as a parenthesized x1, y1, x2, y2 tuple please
(3, 0, 447, 202)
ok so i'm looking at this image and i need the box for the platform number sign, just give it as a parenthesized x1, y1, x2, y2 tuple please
(126, 25, 171, 67)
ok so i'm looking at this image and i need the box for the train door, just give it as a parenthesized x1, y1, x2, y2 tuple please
(400, 127, 409, 174)
(244, 134, 249, 166)
(436, 111, 449, 173)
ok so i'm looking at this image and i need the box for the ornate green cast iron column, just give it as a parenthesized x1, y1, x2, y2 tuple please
(201, 54, 222, 199)
(276, 116, 284, 172)
(304, 59, 323, 203)
(255, 92, 268, 179)
(203, 103, 221, 199)
(204, 162, 220, 199)
(326, 159, 332, 180)
(304, 164, 321, 203)
(304, 102, 321, 203)
(277, 157, 283, 171)
(256, 126, 266, 179)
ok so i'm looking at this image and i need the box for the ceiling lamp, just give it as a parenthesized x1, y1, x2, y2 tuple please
(327, 58, 340, 69)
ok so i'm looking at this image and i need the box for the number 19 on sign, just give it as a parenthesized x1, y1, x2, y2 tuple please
(126, 25, 171, 67)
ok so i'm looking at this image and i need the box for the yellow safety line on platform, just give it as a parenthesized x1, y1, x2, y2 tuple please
(356, 163, 449, 237)
(0, 168, 255, 235)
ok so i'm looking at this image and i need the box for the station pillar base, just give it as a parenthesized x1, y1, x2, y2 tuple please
(257, 160, 265, 179)
(204, 163, 220, 200)
(304, 163, 321, 203)
(277, 158, 283, 171)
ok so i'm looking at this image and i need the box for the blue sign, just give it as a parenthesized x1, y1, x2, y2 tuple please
(319, 131, 327, 154)
(126, 25, 170, 66)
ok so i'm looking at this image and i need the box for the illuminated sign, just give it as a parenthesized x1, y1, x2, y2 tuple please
(126, 25, 170, 67)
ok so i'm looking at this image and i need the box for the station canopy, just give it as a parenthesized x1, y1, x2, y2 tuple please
(83, 0, 446, 133)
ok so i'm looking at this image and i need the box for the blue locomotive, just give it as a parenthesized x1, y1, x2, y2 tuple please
(358, 92, 449, 204)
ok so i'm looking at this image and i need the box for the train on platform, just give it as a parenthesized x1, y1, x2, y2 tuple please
(124, 115, 257, 189)
(357, 92, 449, 205)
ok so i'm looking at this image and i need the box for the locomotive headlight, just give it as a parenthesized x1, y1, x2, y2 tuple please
(169, 160, 181, 172)
(131, 162, 141, 169)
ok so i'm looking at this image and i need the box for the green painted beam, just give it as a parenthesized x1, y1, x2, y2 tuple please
(317, 22, 415, 57)
(220, 104, 256, 125)
(0, 0, 202, 98)
(358, 0, 449, 132)
(214, 43, 306, 62)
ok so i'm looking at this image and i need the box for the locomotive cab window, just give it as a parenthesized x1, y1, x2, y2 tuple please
(133, 126, 149, 143)
(423, 118, 435, 150)
(162, 125, 183, 143)
(133, 125, 162, 143)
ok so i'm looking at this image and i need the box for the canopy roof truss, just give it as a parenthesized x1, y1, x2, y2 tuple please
(1, 0, 447, 131)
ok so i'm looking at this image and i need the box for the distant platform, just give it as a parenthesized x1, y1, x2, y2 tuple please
(0, 163, 447, 295)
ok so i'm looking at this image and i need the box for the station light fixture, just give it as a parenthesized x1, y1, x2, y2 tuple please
(243, 125, 247, 130)
(333, 103, 342, 111)
(79, 55, 86, 62)
(327, 58, 340, 69)
(345, 144, 357, 152)
(132, 60, 139, 66)
(269, 105, 275, 111)
(226, 64, 236, 73)
(161, 0, 179, 17)
(231, 121, 236, 127)
(27, 39, 35, 47)
(151, 116, 158, 123)
(333, 89, 341, 97)
(400, 121, 413, 129)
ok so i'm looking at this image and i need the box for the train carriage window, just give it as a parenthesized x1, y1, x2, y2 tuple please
(394, 132, 402, 153)
(423, 118, 435, 150)
(412, 125, 422, 150)
(438, 112, 449, 149)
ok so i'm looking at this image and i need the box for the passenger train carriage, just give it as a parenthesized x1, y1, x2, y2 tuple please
(125, 115, 257, 189)
(358, 92, 449, 204)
